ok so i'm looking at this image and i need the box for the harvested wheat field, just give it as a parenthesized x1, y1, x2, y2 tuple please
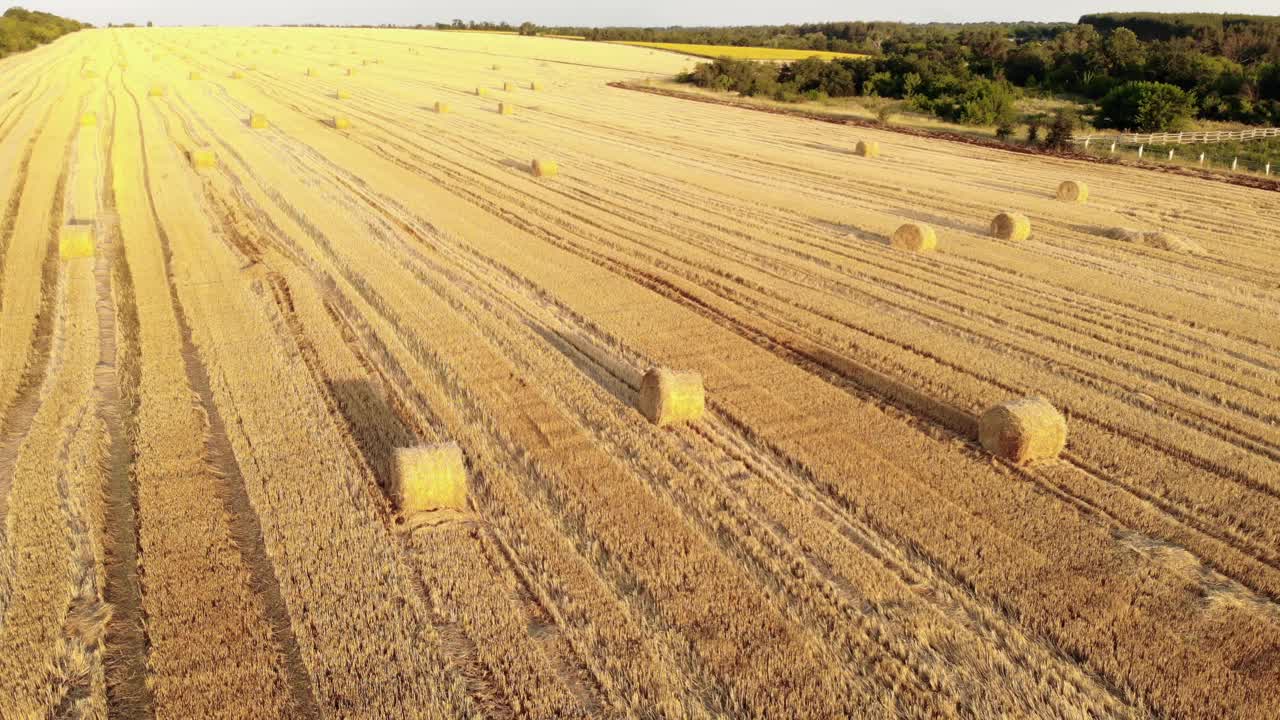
(1, 25, 1279, 720)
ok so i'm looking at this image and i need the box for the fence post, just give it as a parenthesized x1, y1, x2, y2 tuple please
(1199, 152, 1205, 166)
(1232, 157, 1238, 171)
(1110, 141, 1116, 154)
(1168, 149, 1175, 161)
(1267, 163, 1272, 176)
(1137, 145, 1144, 159)
(1084, 137, 1091, 148)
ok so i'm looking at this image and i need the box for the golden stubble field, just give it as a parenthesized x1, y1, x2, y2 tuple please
(0, 25, 1278, 720)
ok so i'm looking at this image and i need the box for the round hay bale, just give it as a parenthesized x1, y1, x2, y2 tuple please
(990, 212, 1031, 241)
(1056, 180, 1089, 203)
(890, 223, 937, 252)
(979, 396, 1067, 464)
(249, 113, 269, 129)
(189, 71, 202, 80)
(79, 113, 97, 127)
(855, 140, 880, 158)
(336, 89, 351, 99)
(189, 149, 217, 169)
(230, 70, 244, 79)
(393, 443, 467, 513)
(531, 159, 558, 177)
(434, 101, 451, 114)
(530, 80, 542, 91)
(504, 81, 515, 91)
(346, 68, 356, 76)
(498, 102, 514, 116)
(332, 116, 352, 129)
(58, 225, 95, 260)
(148, 85, 166, 97)
(638, 367, 706, 427)
(475, 87, 488, 96)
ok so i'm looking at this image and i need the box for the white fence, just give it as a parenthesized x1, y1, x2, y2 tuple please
(1072, 127, 1280, 146)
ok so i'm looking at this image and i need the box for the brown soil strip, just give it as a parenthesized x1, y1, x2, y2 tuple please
(99, 85, 155, 720)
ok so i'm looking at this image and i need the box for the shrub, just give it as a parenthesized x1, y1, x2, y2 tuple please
(1044, 108, 1079, 150)
(1026, 117, 1042, 144)
(1096, 81, 1196, 131)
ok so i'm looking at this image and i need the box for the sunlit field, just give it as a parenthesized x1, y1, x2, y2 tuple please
(0, 24, 1277, 720)
(615, 39, 867, 60)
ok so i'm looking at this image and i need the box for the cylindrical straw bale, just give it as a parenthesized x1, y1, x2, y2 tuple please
(890, 223, 937, 252)
(393, 443, 468, 512)
(638, 368, 705, 427)
(979, 397, 1067, 464)
(855, 140, 880, 157)
(531, 159, 558, 177)
(990, 212, 1031, 241)
(1056, 180, 1089, 203)
(59, 226, 95, 260)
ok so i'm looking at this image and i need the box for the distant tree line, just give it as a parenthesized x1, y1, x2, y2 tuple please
(672, 14, 1280, 131)
(0, 7, 88, 57)
(437, 19, 1069, 53)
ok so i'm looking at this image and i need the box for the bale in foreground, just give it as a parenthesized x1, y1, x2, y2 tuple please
(1056, 180, 1089, 203)
(332, 115, 352, 129)
(990, 212, 1031, 241)
(434, 101, 450, 113)
(978, 397, 1067, 464)
(890, 223, 937, 252)
(638, 367, 705, 427)
(531, 159, 558, 177)
(855, 140, 880, 157)
(499, 103, 514, 115)
(249, 113, 269, 129)
(59, 225, 95, 260)
(393, 443, 467, 512)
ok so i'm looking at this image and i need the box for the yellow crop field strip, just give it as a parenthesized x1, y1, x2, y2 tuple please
(0, 23, 1276, 720)
(613, 40, 867, 60)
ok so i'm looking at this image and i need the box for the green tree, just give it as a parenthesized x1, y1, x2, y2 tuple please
(1004, 44, 1049, 85)
(1260, 63, 1280, 101)
(1096, 81, 1196, 131)
(1105, 27, 1145, 78)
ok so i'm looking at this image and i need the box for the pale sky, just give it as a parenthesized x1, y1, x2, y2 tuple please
(32, 0, 1280, 29)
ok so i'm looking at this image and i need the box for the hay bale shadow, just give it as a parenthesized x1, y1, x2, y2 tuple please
(527, 323, 638, 406)
(888, 206, 983, 236)
(328, 379, 416, 495)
